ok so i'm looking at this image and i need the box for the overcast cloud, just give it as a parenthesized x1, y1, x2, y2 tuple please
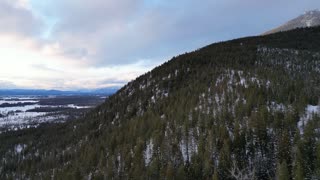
(0, 0, 319, 90)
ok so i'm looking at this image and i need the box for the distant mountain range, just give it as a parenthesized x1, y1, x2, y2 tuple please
(0, 87, 119, 96)
(263, 9, 320, 35)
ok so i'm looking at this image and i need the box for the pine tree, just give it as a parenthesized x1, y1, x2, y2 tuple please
(276, 161, 289, 180)
(293, 142, 305, 180)
(315, 142, 320, 177)
(176, 164, 186, 180)
(165, 162, 175, 180)
(218, 138, 231, 179)
(303, 121, 316, 176)
(212, 169, 219, 180)
(294, 162, 304, 180)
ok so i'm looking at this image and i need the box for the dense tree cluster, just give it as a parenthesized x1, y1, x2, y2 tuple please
(1, 27, 320, 179)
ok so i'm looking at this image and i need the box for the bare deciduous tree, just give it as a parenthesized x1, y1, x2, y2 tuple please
(229, 160, 255, 180)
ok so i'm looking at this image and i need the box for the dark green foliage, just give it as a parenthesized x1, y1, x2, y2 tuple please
(277, 161, 290, 180)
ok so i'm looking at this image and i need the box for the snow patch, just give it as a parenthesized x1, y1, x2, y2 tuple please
(15, 144, 27, 154)
(269, 101, 287, 112)
(151, 96, 155, 103)
(179, 130, 198, 162)
(144, 140, 154, 165)
(298, 104, 320, 133)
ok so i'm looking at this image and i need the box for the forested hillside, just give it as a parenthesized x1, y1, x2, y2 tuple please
(1, 26, 320, 179)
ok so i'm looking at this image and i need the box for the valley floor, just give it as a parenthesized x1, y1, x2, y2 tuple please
(0, 95, 106, 133)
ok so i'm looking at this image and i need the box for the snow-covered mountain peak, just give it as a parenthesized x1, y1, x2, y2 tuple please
(263, 10, 320, 34)
(304, 9, 320, 15)
(302, 10, 320, 27)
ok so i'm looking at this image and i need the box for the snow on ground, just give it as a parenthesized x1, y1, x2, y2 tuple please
(67, 104, 92, 109)
(0, 96, 94, 132)
(268, 101, 287, 112)
(144, 140, 154, 165)
(0, 100, 38, 104)
(215, 69, 270, 90)
(298, 104, 320, 133)
(179, 131, 198, 162)
(14, 144, 27, 154)
(0, 104, 40, 114)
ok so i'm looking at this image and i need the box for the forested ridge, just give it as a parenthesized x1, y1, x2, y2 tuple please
(1, 26, 320, 179)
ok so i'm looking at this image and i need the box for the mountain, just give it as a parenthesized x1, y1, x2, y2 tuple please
(1, 27, 320, 179)
(0, 89, 78, 96)
(0, 88, 119, 96)
(77, 87, 121, 95)
(263, 10, 320, 35)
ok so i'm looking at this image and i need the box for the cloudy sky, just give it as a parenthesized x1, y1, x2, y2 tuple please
(0, 0, 319, 90)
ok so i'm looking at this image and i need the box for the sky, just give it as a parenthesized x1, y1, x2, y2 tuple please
(0, 0, 319, 90)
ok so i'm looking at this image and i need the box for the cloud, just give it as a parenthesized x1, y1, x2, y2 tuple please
(1, 0, 320, 90)
(0, 0, 43, 37)
(31, 64, 63, 73)
(0, 80, 17, 89)
(28, 0, 320, 67)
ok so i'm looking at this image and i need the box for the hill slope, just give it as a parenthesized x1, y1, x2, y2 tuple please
(0, 88, 118, 96)
(1, 27, 320, 179)
(263, 10, 320, 35)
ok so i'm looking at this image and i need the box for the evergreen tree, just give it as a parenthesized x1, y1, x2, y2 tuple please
(212, 169, 219, 180)
(218, 139, 231, 179)
(276, 161, 289, 180)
